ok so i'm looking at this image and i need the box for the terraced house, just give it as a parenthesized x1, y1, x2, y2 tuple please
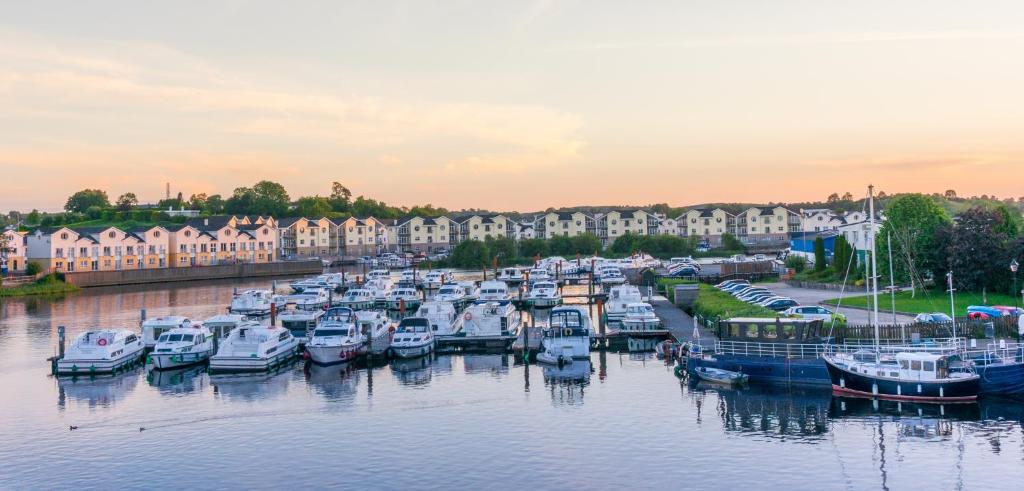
(458, 214, 516, 242)
(534, 211, 596, 238)
(736, 206, 801, 245)
(338, 217, 387, 256)
(170, 216, 276, 267)
(679, 208, 736, 247)
(277, 217, 335, 258)
(597, 209, 658, 246)
(26, 226, 170, 273)
(388, 216, 454, 254)
(1, 229, 27, 273)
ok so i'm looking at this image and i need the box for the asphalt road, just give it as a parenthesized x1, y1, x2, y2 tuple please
(757, 282, 917, 325)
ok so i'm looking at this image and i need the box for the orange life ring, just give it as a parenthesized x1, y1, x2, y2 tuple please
(464, 312, 473, 321)
(97, 338, 108, 346)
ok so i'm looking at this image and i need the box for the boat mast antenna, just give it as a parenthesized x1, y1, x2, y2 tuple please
(868, 185, 880, 353)
(947, 271, 958, 342)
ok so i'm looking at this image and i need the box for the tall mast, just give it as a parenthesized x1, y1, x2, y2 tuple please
(869, 185, 880, 351)
(947, 271, 958, 341)
(888, 232, 900, 340)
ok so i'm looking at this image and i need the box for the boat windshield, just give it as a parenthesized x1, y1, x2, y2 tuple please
(314, 329, 349, 337)
(398, 325, 428, 333)
(439, 287, 459, 294)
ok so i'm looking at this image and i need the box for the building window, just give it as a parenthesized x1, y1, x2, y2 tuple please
(153, 231, 160, 238)
(108, 231, 116, 238)
(61, 233, 68, 240)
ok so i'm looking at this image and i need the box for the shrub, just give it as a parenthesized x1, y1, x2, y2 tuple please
(25, 261, 42, 276)
(785, 255, 808, 273)
(690, 284, 776, 320)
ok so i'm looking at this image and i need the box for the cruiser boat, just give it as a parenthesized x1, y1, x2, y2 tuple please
(278, 297, 327, 343)
(338, 288, 376, 310)
(398, 269, 422, 287)
(526, 281, 561, 309)
(458, 281, 480, 303)
(435, 283, 468, 304)
(305, 307, 361, 365)
(290, 275, 330, 293)
(824, 351, 979, 402)
(209, 322, 300, 372)
(605, 285, 643, 322)
(476, 280, 511, 304)
(416, 300, 463, 339)
(619, 302, 666, 334)
(527, 268, 552, 283)
(365, 269, 392, 282)
(385, 287, 422, 311)
(287, 286, 331, 309)
(229, 289, 286, 317)
(56, 328, 146, 375)
(200, 314, 247, 340)
(423, 270, 454, 290)
(599, 268, 627, 287)
(142, 316, 192, 349)
(354, 310, 393, 356)
(460, 301, 521, 342)
(496, 267, 525, 285)
(365, 278, 394, 305)
(150, 324, 215, 370)
(537, 306, 593, 364)
(390, 317, 435, 358)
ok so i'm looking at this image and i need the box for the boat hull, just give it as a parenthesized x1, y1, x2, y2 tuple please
(56, 347, 146, 375)
(390, 342, 433, 358)
(150, 349, 213, 370)
(209, 343, 300, 372)
(976, 362, 1024, 395)
(687, 354, 831, 387)
(338, 300, 376, 310)
(526, 297, 562, 309)
(824, 357, 979, 402)
(306, 344, 359, 366)
(386, 299, 421, 311)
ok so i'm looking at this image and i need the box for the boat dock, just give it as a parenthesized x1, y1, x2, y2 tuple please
(648, 295, 717, 346)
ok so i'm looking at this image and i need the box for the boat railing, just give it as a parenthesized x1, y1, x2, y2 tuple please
(711, 337, 970, 359)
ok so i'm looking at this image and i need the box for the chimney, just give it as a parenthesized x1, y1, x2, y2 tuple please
(204, 218, 209, 227)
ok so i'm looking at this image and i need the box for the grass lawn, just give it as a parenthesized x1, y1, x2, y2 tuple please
(0, 275, 79, 297)
(691, 283, 775, 319)
(824, 289, 1022, 315)
(657, 277, 695, 303)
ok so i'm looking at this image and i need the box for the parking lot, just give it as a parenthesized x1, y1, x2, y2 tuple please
(758, 282, 917, 325)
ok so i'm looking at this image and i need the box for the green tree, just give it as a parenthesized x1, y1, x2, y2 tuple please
(329, 182, 353, 212)
(721, 233, 745, 252)
(205, 194, 225, 214)
(115, 192, 138, 212)
(569, 234, 602, 256)
(937, 206, 1017, 293)
(484, 236, 517, 264)
(518, 238, 549, 259)
(449, 240, 490, 269)
(832, 235, 854, 276)
(785, 255, 808, 273)
(293, 196, 333, 218)
(26, 209, 41, 225)
(225, 180, 291, 217)
(876, 194, 951, 285)
(547, 235, 574, 256)
(64, 189, 109, 213)
(813, 237, 826, 272)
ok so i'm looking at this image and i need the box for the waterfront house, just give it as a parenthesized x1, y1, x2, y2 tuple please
(597, 209, 658, 246)
(458, 214, 516, 242)
(736, 206, 801, 245)
(277, 217, 334, 259)
(679, 208, 736, 247)
(534, 212, 596, 239)
(338, 217, 387, 256)
(27, 226, 169, 273)
(389, 216, 454, 254)
(654, 213, 680, 236)
(800, 208, 843, 232)
(1, 229, 27, 274)
(516, 221, 536, 240)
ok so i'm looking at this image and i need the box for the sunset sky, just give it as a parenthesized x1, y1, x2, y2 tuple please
(2, 1, 1023, 212)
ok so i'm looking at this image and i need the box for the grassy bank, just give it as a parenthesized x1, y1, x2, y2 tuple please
(657, 277, 696, 303)
(824, 289, 1021, 315)
(0, 275, 79, 297)
(691, 283, 775, 320)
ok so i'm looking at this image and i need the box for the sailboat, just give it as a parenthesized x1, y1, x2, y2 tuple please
(822, 185, 980, 402)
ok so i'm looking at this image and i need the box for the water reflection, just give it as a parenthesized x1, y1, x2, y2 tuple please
(463, 353, 511, 376)
(57, 367, 143, 409)
(688, 383, 831, 440)
(146, 364, 208, 394)
(543, 360, 592, 406)
(210, 362, 296, 402)
(304, 362, 359, 402)
(390, 356, 432, 386)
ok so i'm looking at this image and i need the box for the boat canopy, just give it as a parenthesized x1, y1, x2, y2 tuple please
(718, 317, 826, 343)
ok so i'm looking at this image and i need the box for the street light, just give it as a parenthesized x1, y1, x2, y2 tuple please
(1012, 259, 1019, 311)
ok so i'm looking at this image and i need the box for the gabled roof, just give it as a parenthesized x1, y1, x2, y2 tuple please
(186, 216, 235, 230)
(277, 217, 304, 228)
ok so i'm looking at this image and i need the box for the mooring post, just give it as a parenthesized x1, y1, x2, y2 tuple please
(270, 302, 277, 326)
(399, 298, 405, 316)
(58, 325, 66, 359)
(597, 299, 605, 337)
(272, 280, 277, 294)
(140, 308, 147, 327)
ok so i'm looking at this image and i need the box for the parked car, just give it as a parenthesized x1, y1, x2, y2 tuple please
(668, 267, 699, 277)
(967, 305, 1004, 320)
(762, 298, 798, 311)
(753, 254, 767, 261)
(735, 289, 770, 300)
(724, 283, 753, 293)
(783, 306, 846, 323)
(716, 280, 747, 289)
(745, 293, 775, 304)
(914, 312, 953, 324)
(992, 306, 1024, 317)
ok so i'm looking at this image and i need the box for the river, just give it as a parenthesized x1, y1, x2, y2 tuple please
(1, 274, 1023, 490)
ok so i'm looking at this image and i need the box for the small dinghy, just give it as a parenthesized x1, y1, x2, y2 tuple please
(693, 366, 748, 385)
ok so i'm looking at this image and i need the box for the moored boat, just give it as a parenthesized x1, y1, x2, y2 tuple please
(415, 300, 463, 339)
(56, 328, 146, 375)
(305, 308, 360, 366)
(385, 287, 422, 311)
(209, 323, 300, 372)
(525, 281, 561, 309)
(390, 317, 435, 358)
(142, 316, 192, 350)
(338, 288, 376, 310)
(693, 366, 749, 385)
(537, 306, 593, 364)
(459, 301, 521, 344)
(605, 284, 643, 322)
(619, 302, 666, 334)
(229, 289, 286, 317)
(149, 324, 215, 370)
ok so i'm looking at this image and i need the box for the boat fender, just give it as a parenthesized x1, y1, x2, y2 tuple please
(563, 328, 572, 337)
(464, 312, 473, 321)
(97, 338, 108, 346)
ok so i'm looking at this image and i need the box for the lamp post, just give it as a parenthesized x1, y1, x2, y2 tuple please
(1011, 258, 1019, 311)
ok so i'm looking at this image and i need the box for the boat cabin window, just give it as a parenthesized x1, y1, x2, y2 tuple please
(780, 325, 796, 340)
(182, 334, 194, 342)
(278, 332, 290, 342)
(168, 334, 184, 342)
(158, 334, 169, 342)
(315, 329, 350, 337)
(125, 334, 137, 344)
(899, 359, 909, 369)
(762, 324, 777, 339)
(745, 324, 759, 338)
(550, 310, 584, 329)
(911, 360, 922, 370)
(922, 361, 935, 372)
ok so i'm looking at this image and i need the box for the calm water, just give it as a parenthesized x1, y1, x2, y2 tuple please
(2, 275, 1024, 490)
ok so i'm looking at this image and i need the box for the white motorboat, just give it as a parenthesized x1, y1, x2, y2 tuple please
(497, 267, 525, 285)
(398, 269, 423, 287)
(460, 301, 521, 341)
(229, 289, 286, 317)
(142, 316, 192, 349)
(209, 323, 300, 372)
(354, 310, 393, 356)
(537, 306, 593, 364)
(56, 328, 146, 375)
(366, 278, 394, 304)
(599, 268, 627, 287)
(435, 283, 468, 304)
(605, 285, 643, 322)
(457, 280, 480, 303)
(390, 317, 434, 358)
(619, 302, 666, 334)
(200, 314, 247, 341)
(476, 280, 511, 304)
(287, 287, 331, 309)
(278, 297, 326, 344)
(385, 287, 422, 311)
(423, 270, 453, 289)
(527, 268, 552, 283)
(526, 281, 561, 308)
(338, 288, 376, 310)
(365, 269, 392, 282)
(305, 307, 360, 365)
(415, 300, 464, 339)
(150, 324, 215, 370)
(290, 275, 330, 293)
